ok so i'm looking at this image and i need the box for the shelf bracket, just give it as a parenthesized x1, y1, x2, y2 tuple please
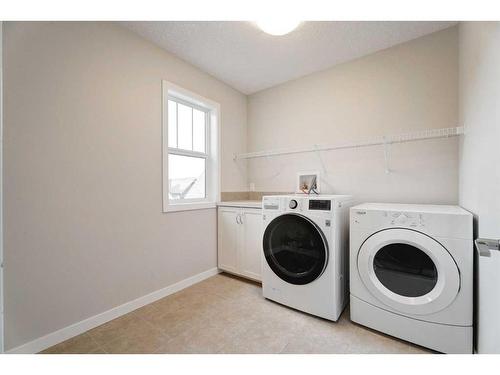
(314, 144, 328, 175)
(383, 136, 391, 174)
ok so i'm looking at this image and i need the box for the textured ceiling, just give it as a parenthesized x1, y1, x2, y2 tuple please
(121, 21, 457, 94)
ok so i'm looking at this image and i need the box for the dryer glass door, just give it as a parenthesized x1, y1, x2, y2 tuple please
(263, 213, 328, 285)
(373, 243, 438, 297)
(357, 228, 460, 315)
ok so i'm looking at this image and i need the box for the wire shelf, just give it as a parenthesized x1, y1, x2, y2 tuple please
(234, 126, 464, 160)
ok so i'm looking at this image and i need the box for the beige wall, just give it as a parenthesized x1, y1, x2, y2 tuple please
(459, 22, 500, 238)
(247, 27, 459, 204)
(3, 22, 247, 350)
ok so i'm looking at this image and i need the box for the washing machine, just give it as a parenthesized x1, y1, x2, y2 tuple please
(350, 203, 473, 353)
(262, 195, 353, 321)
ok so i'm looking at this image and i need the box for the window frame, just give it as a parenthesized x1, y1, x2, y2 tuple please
(162, 80, 220, 213)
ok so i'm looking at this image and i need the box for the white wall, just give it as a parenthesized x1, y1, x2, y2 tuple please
(459, 22, 500, 238)
(246, 27, 459, 204)
(2, 22, 247, 351)
(0, 21, 4, 353)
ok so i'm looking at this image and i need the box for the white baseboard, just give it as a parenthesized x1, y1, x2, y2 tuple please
(6, 267, 220, 354)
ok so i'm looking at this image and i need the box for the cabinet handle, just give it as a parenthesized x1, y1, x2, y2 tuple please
(236, 214, 242, 224)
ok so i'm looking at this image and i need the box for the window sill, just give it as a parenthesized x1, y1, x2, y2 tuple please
(163, 202, 216, 213)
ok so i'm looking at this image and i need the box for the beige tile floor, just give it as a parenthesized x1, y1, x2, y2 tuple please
(40, 273, 432, 354)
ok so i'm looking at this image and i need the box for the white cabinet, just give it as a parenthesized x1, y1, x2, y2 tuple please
(240, 209, 263, 281)
(217, 206, 263, 281)
(217, 208, 239, 274)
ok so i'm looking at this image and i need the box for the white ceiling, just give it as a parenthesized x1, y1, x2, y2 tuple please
(121, 21, 457, 95)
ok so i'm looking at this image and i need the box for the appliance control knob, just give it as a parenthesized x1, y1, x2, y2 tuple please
(395, 214, 407, 225)
(419, 214, 425, 226)
(289, 199, 298, 209)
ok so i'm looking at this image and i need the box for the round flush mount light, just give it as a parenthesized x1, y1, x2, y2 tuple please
(256, 20, 301, 36)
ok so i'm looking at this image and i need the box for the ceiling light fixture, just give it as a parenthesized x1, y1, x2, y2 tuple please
(256, 20, 301, 36)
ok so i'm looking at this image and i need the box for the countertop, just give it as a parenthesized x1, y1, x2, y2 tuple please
(217, 200, 262, 209)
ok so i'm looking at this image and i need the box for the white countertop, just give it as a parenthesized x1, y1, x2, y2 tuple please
(217, 200, 262, 209)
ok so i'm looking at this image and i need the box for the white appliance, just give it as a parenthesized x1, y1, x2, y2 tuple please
(262, 195, 352, 321)
(475, 238, 500, 354)
(350, 203, 473, 353)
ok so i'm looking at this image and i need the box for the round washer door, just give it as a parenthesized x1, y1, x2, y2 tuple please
(263, 213, 328, 285)
(357, 228, 460, 315)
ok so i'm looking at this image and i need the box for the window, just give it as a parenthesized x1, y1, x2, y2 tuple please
(162, 81, 219, 212)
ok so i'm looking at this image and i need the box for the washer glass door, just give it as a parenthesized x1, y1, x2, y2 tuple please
(263, 213, 328, 285)
(357, 228, 460, 315)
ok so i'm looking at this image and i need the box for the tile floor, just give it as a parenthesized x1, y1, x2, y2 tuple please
(40, 273, 432, 354)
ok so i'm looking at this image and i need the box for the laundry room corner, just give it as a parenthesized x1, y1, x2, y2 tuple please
(1, 3, 500, 374)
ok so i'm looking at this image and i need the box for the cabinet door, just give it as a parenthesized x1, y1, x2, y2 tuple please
(217, 208, 239, 273)
(240, 208, 263, 281)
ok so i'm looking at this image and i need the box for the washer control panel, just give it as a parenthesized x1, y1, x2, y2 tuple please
(263, 196, 280, 210)
(309, 199, 332, 211)
(263, 196, 337, 216)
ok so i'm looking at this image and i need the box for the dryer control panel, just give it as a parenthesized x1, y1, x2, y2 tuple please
(386, 211, 425, 228)
(352, 209, 425, 228)
(350, 205, 473, 240)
